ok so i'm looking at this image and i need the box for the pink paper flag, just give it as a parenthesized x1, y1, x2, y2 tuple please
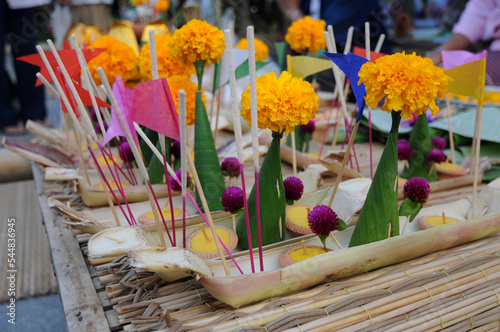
(102, 77, 139, 146)
(441, 50, 487, 70)
(131, 78, 180, 141)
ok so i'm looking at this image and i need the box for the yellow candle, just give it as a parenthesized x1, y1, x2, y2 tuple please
(425, 215, 460, 227)
(286, 205, 311, 228)
(94, 154, 122, 167)
(143, 208, 182, 220)
(289, 247, 327, 262)
(95, 181, 130, 190)
(190, 227, 231, 254)
(306, 153, 319, 159)
(436, 162, 464, 171)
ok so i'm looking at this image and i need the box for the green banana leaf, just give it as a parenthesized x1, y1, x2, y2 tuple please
(237, 131, 286, 249)
(139, 127, 158, 167)
(194, 91, 225, 211)
(350, 112, 401, 247)
(400, 114, 438, 181)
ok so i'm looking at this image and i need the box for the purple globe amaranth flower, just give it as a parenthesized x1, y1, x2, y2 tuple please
(90, 108, 98, 122)
(398, 139, 409, 145)
(431, 137, 447, 150)
(221, 186, 244, 212)
(94, 121, 108, 135)
(398, 143, 413, 161)
(221, 157, 241, 178)
(169, 169, 192, 192)
(119, 141, 134, 162)
(171, 140, 180, 159)
(427, 149, 446, 164)
(307, 205, 339, 236)
(283, 176, 304, 201)
(300, 120, 316, 135)
(403, 177, 431, 205)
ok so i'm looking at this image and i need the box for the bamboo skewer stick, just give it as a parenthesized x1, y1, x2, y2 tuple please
(329, 232, 343, 249)
(179, 90, 188, 248)
(97, 67, 168, 248)
(469, 103, 481, 174)
(471, 100, 484, 218)
(445, 95, 456, 164)
(247, 26, 265, 272)
(225, 29, 255, 273)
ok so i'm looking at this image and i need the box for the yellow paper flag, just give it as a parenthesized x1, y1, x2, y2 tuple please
(287, 55, 332, 79)
(444, 58, 486, 101)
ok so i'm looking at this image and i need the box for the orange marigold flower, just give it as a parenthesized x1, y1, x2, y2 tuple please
(169, 19, 225, 65)
(235, 37, 269, 62)
(167, 75, 205, 125)
(153, 0, 170, 12)
(285, 16, 326, 55)
(358, 52, 450, 120)
(241, 71, 318, 135)
(87, 35, 139, 86)
(139, 34, 195, 81)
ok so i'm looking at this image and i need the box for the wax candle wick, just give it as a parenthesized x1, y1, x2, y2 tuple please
(442, 212, 446, 224)
(301, 240, 307, 255)
(200, 223, 210, 241)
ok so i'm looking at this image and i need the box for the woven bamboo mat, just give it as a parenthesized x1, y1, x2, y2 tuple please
(0, 180, 58, 302)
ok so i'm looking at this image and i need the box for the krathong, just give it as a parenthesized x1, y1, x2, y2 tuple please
(350, 52, 449, 246)
(139, 35, 195, 81)
(237, 71, 318, 249)
(285, 16, 326, 55)
(87, 35, 139, 86)
(235, 37, 269, 62)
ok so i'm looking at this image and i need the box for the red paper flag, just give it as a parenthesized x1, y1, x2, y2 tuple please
(131, 79, 180, 141)
(17, 48, 105, 86)
(352, 46, 386, 62)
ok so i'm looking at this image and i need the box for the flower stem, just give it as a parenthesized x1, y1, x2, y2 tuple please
(194, 60, 205, 91)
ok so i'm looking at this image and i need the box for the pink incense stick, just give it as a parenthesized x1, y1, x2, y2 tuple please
(239, 164, 256, 273)
(114, 137, 138, 185)
(96, 142, 137, 225)
(254, 170, 264, 272)
(147, 181, 174, 246)
(101, 143, 134, 185)
(368, 107, 373, 179)
(182, 196, 186, 248)
(87, 146, 133, 225)
(162, 153, 176, 246)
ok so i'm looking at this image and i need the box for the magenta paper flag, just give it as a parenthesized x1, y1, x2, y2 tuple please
(441, 50, 487, 70)
(102, 77, 139, 146)
(131, 78, 180, 141)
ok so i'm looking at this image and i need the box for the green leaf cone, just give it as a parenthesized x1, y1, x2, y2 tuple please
(194, 91, 225, 211)
(139, 127, 158, 167)
(237, 131, 286, 249)
(349, 112, 401, 247)
(401, 113, 438, 181)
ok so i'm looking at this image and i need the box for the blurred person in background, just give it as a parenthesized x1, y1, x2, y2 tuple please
(57, 0, 114, 32)
(1, 0, 49, 135)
